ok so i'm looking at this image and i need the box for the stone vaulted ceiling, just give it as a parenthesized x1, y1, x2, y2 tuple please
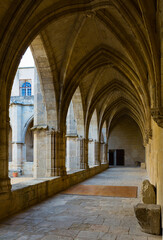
(0, 0, 161, 142)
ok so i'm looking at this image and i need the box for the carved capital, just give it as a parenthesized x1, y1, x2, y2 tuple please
(151, 107, 163, 128)
(31, 124, 48, 131)
(31, 125, 55, 132)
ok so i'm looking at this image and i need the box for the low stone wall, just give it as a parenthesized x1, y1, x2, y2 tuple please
(0, 163, 108, 220)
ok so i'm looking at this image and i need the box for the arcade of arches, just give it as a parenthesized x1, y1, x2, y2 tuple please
(0, 0, 163, 228)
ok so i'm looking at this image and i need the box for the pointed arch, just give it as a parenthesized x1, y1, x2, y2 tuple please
(71, 86, 84, 137)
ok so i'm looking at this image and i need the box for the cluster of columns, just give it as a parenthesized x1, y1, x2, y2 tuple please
(31, 74, 109, 177)
(33, 128, 108, 177)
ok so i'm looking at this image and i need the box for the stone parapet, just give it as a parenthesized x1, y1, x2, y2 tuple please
(0, 163, 108, 221)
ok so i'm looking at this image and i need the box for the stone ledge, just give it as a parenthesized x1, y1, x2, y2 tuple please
(0, 163, 108, 221)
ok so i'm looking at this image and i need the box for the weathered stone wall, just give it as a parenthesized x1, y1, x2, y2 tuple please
(145, 119, 163, 207)
(108, 115, 145, 166)
(0, 163, 108, 221)
(9, 96, 34, 172)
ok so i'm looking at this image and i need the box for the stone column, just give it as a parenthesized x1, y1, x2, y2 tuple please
(33, 127, 67, 178)
(81, 138, 89, 169)
(54, 131, 67, 176)
(94, 141, 101, 166)
(12, 143, 23, 170)
(100, 142, 104, 164)
(88, 139, 94, 167)
(77, 137, 84, 169)
(0, 102, 11, 193)
(46, 129, 55, 177)
(33, 126, 48, 178)
(11, 104, 23, 171)
(104, 143, 108, 163)
(66, 135, 78, 171)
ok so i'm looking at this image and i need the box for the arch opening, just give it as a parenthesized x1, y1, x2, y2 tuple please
(88, 109, 98, 167)
(108, 115, 145, 167)
(66, 87, 85, 172)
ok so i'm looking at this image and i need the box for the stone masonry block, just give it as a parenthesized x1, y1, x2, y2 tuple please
(134, 203, 161, 235)
(141, 180, 156, 204)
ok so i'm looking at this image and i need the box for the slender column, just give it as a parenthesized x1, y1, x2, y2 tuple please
(33, 126, 47, 178)
(94, 141, 101, 166)
(77, 137, 84, 169)
(88, 139, 94, 167)
(0, 105, 11, 193)
(54, 131, 67, 176)
(11, 104, 23, 171)
(66, 135, 78, 171)
(100, 142, 104, 164)
(104, 143, 108, 163)
(46, 129, 55, 177)
(12, 143, 23, 170)
(81, 138, 89, 169)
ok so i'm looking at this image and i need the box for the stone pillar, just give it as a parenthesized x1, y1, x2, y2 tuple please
(104, 143, 108, 163)
(77, 137, 84, 169)
(12, 143, 23, 170)
(54, 131, 67, 176)
(33, 126, 47, 178)
(0, 101, 11, 193)
(11, 104, 23, 171)
(100, 142, 104, 164)
(66, 135, 78, 171)
(46, 129, 55, 177)
(88, 139, 94, 167)
(81, 138, 89, 169)
(156, 127, 163, 207)
(33, 127, 67, 178)
(94, 141, 101, 166)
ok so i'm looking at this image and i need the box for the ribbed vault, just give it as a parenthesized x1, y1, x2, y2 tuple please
(0, 0, 161, 143)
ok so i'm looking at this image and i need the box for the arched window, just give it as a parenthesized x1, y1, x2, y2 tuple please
(21, 82, 31, 96)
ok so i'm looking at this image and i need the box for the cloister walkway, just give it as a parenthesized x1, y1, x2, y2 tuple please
(0, 167, 161, 240)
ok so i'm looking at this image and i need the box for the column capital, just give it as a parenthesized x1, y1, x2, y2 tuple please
(31, 124, 48, 131)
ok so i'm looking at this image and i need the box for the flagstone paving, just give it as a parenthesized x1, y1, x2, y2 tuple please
(0, 167, 162, 240)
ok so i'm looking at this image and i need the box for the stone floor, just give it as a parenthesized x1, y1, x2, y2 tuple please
(0, 167, 162, 240)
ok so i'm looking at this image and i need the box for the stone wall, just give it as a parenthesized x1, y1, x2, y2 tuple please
(108, 115, 145, 166)
(9, 96, 34, 172)
(145, 119, 163, 207)
(0, 163, 108, 221)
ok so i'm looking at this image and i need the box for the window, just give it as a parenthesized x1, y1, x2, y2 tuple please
(20, 81, 31, 96)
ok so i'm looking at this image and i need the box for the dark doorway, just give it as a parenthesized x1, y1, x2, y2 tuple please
(109, 150, 114, 165)
(116, 149, 124, 165)
(109, 149, 125, 166)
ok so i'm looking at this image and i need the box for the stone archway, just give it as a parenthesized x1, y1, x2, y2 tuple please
(108, 115, 145, 167)
(88, 109, 98, 167)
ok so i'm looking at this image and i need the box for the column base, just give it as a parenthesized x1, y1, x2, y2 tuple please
(0, 178, 11, 193)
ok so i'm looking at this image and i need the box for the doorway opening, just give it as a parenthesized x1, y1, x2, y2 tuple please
(109, 149, 124, 166)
